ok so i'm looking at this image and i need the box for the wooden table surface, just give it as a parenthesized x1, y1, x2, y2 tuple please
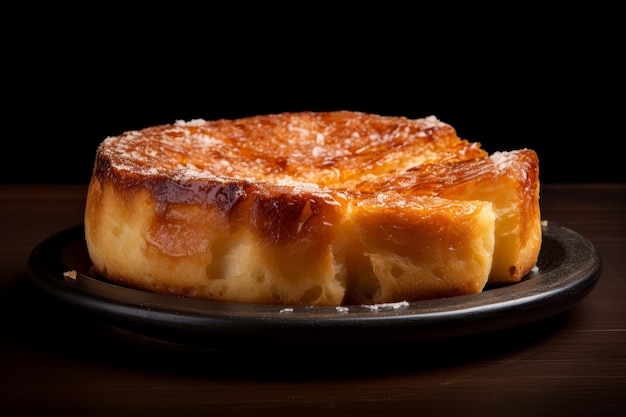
(1, 183, 624, 417)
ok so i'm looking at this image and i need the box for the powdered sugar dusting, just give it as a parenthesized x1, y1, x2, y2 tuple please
(175, 118, 207, 126)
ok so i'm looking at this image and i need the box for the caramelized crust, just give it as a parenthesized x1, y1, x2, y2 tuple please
(85, 111, 541, 306)
(92, 111, 486, 189)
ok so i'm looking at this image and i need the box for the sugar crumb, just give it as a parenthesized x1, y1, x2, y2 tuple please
(63, 270, 77, 279)
(361, 300, 409, 311)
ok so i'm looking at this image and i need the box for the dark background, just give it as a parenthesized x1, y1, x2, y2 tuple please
(3, 5, 623, 184)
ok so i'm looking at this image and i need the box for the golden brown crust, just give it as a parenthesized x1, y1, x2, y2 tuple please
(92, 111, 486, 189)
(84, 111, 541, 306)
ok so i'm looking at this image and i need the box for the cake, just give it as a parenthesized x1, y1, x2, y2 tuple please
(84, 111, 541, 306)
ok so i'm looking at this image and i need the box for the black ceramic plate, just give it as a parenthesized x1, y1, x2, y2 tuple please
(28, 222, 602, 350)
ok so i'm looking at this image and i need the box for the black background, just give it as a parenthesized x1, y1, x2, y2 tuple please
(4, 5, 623, 184)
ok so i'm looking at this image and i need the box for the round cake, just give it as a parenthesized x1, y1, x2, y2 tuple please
(84, 111, 541, 306)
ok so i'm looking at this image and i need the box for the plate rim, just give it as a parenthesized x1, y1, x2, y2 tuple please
(27, 222, 602, 348)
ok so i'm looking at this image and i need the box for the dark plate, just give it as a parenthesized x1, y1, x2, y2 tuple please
(28, 222, 602, 350)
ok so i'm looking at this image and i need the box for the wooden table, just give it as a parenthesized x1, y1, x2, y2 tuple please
(1, 183, 624, 416)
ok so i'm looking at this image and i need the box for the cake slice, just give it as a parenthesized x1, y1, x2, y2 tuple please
(357, 149, 541, 285)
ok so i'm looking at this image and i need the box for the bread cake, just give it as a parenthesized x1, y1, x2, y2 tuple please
(84, 111, 541, 306)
